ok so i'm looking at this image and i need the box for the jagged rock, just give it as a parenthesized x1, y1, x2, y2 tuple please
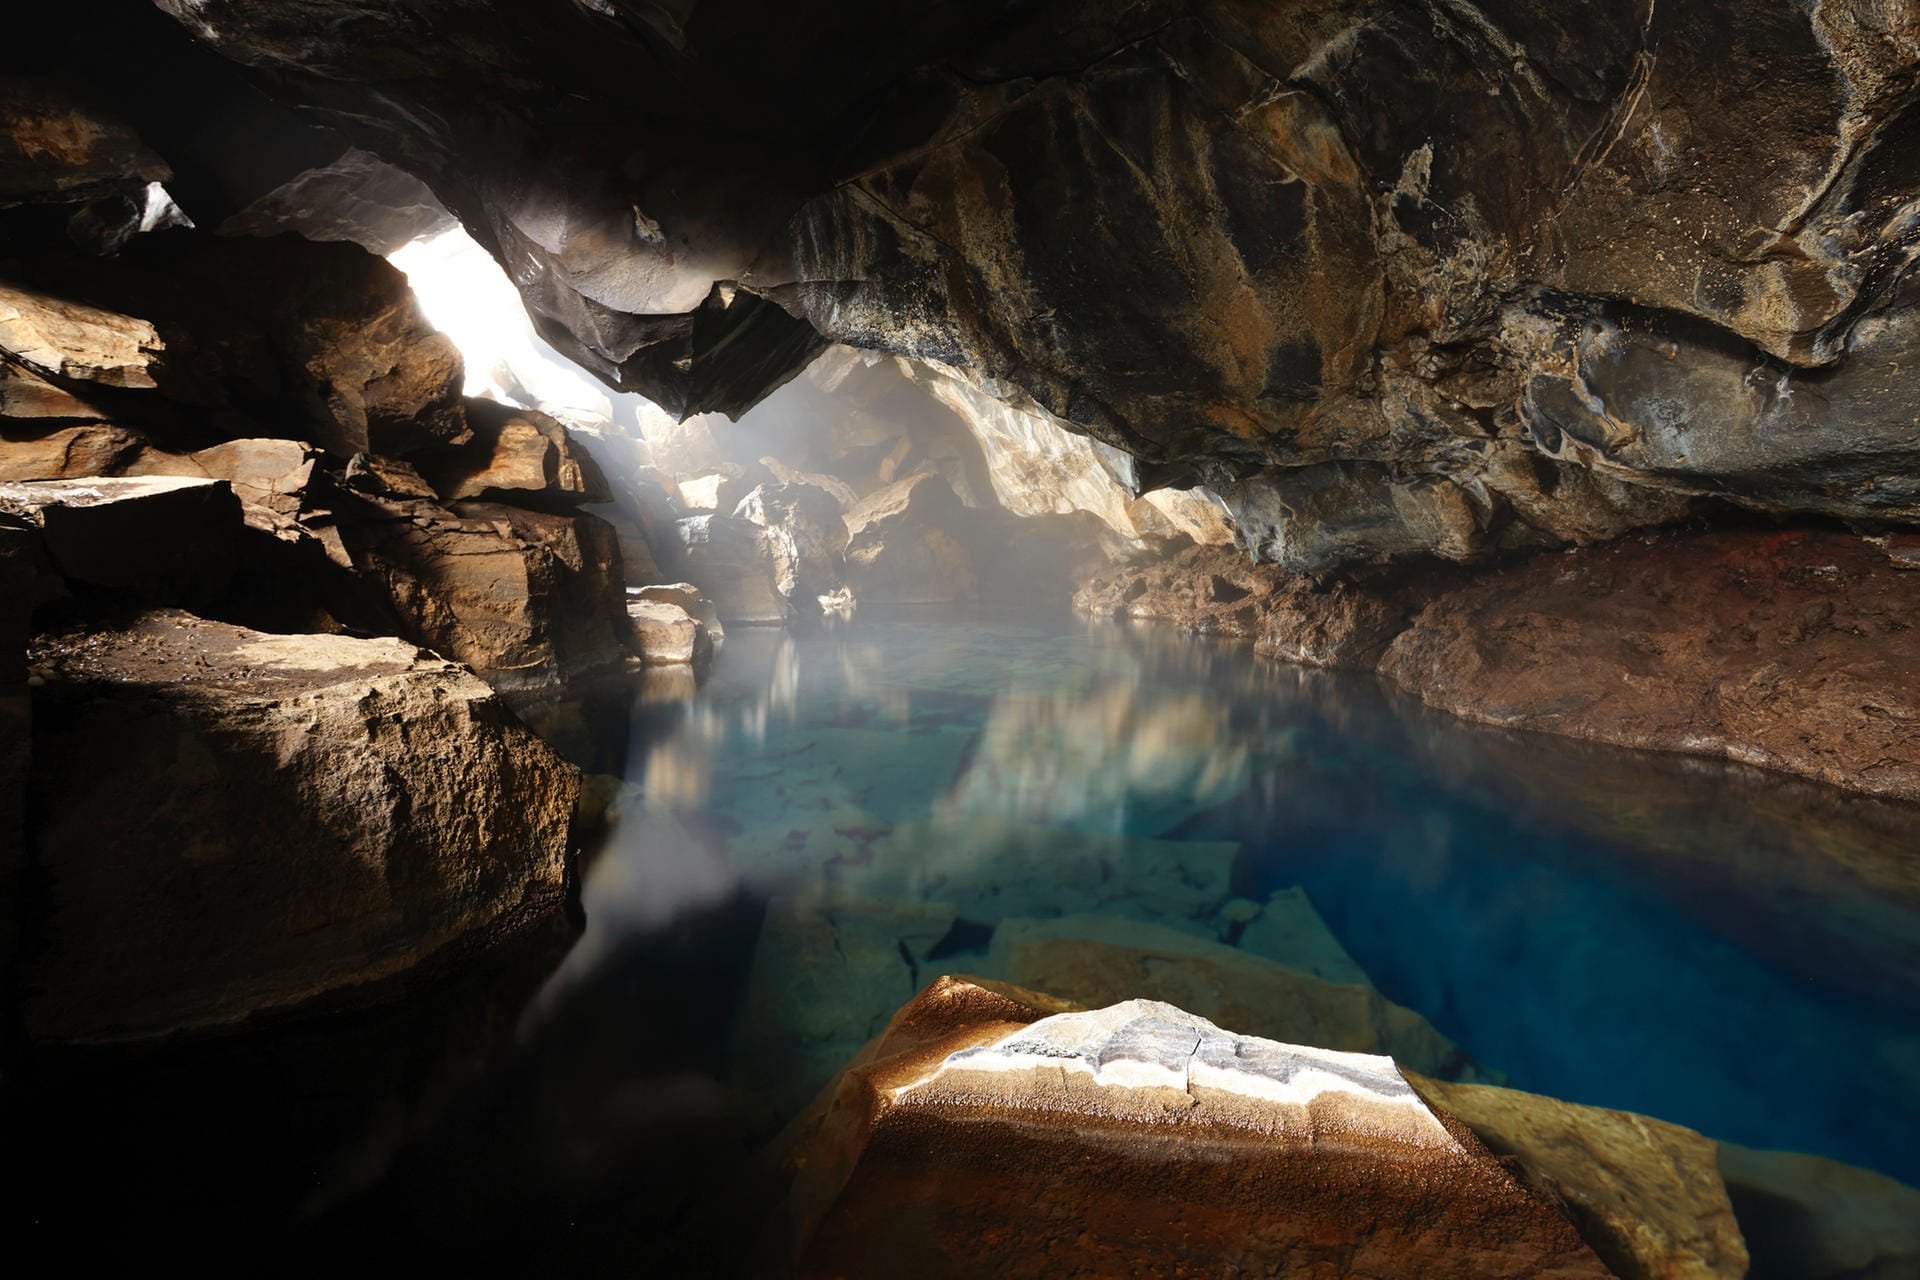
(990, 914, 1486, 1083)
(1408, 1076, 1749, 1280)
(0, 77, 169, 207)
(125, 437, 317, 518)
(1379, 527, 1920, 802)
(423, 400, 609, 506)
(1718, 1142, 1920, 1280)
(842, 473, 979, 607)
(338, 494, 628, 696)
(22, 610, 575, 1044)
(732, 481, 847, 608)
(0, 423, 143, 481)
(776, 978, 1611, 1279)
(217, 144, 455, 256)
(625, 599, 710, 669)
(342, 451, 437, 500)
(0, 475, 239, 606)
(0, 282, 163, 389)
(672, 514, 788, 626)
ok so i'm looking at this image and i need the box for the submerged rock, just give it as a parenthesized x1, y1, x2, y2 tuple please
(775, 977, 1612, 1279)
(23, 610, 575, 1044)
(1717, 1142, 1920, 1280)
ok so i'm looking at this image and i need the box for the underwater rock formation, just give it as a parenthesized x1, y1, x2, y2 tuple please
(23, 610, 575, 1044)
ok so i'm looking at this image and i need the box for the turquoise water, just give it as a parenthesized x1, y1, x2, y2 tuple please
(550, 614, 1920, 1190)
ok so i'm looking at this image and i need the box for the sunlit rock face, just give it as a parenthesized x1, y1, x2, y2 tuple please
(151, 0, 1920, 572)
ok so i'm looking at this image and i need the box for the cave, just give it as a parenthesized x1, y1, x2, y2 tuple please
(2, 1, 1918, 1275)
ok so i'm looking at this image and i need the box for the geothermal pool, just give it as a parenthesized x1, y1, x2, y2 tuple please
(543, 614, 1920, 1187)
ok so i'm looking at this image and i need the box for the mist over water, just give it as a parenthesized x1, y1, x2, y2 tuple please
(544, 613, 1920, 1187)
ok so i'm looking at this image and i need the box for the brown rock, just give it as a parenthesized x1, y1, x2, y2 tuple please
(842, 472, 979, 606)
(0, 361, 107, 420)
(23, 610, 576, 1044)
(733, 481, 847, 609)
(0, 475, 239, 606)
(1718, 1143, 1920, 1280)
(1379, 527, 1920, 801)
(0, 422, 143, 481)
(673, 514, 789, 626)
(340, 494, 629, 695)
(342, 450, 437, 500)
(1409, 1075, 1749, 1280)
(0, 281, 163, 389)
(424, 399, 609, 506)
(124, 437, 317, 517)
(777, 977, 1611, 1280)
(625, 599, 711, 669)
(0, 77, 169, 206)
(989, 913, 1487, 1083)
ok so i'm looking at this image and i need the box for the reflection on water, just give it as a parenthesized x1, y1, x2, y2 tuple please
(550, 615, 1920, 1194)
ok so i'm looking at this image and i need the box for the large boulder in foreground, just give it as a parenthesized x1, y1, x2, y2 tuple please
(775, 978, 1611, 1279)
(22, 610, 576, 1044)
(1378, 527, 1920, 802)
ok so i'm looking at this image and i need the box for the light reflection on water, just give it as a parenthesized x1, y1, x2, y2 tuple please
(547, 613, 1920, 1187)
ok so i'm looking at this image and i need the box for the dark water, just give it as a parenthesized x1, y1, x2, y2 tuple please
(17, 613, 1920, 1266)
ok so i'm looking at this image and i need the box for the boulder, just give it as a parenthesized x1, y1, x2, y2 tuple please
(625, 599, 710, 670)
(338, 494, 629, 696)
(0, 475, 239, 606)
(0, 281, 163, 389)
(632, 582, 724, 643)
(1379, 527, 1920, 802)
(423, 400, 609, 506)
(842, 472, 979, 606)
(0, 361, 108, 420)
(672, 514, 788, 626)
(989, 913, 1486, 1083)
(675, 470, 756, 515)
(124, 437, 317, 518)
(0, 422, 143, 481)
(732, 481, 847, 608)
(22, 610, 576, 1044)
(1718, 1143, 1920, 1280)
(342, 450, 438, 500)
(776, 978, 1612, 1279)
(1408, 1076, 1749, 1280)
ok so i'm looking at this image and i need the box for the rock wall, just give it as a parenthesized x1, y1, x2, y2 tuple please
(116, 0, 1920, 574)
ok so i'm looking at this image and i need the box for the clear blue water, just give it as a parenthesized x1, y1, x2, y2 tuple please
(551, 613, 1920, 1187)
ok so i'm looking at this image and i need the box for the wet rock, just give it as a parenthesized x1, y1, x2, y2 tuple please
(632, 582, 723, 643)
(671, 514, 788, 626)
(1409, 1075, 1749, 1280)
(1718, 1142, 1920, 1280)
(1235, 886, 1372, 985)
(732, 481, 847, 610)
(23, 610, 575, 1044)
(423, 400, 609, 507)
(0, 475, 239, 607)
(842, 473, 979, 607)
(1379, 527, 1920, 801)
(990, 914, 1485, 1084)
(625, 599, 710, 670)
(776, 978, 1611, 1279)
(339, 494, 628, 696)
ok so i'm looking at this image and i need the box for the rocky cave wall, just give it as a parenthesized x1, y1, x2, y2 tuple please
(126, 0, 1920, 576)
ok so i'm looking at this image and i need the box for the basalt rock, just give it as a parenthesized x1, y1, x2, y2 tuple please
(22, 610, 575, 1044)
(0, 475, 240, 608)
(625, 599, 711, 670)
(775, 978, 1613, 1279)
(1378, 526, 1920, 802)
(139, 0, 1920, 572)
(842, 472, 980, 607)
(671, 514, 790, 626)
(337, 493, 629, 697)
(422, 400, 610, 508)
(732, 481, 847, 610)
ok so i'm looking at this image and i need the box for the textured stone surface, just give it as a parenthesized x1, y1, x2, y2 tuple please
(146, 0, 1920, 571)
(1718, 1142, 1920, 1280)
(424, 400, 610, 506)
(0, 475, 240, 606)
(777, 978, 1612, 1279)
(1379, 526, 1920, 801)
(625, 599, 710, 669)
(843, 472, 981, 606)
(672, 514, 789, 625)
(732, 481, 847, 609)
(0, 77, 169, 208)
(23, 610, 575, 1044)
(339, 494, 629, 695)
(1410, 1075, 1749, 1280)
